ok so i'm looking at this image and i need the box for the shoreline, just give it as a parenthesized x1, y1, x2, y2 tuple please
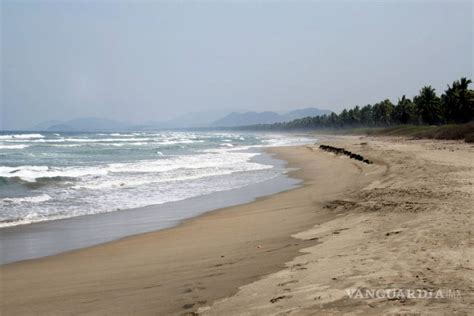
(2, 136, 471, 315)
(0, 148, 301, 265)
(0, 141, 380, 315)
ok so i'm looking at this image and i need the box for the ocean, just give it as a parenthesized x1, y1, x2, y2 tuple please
(0, 131, 313, 229)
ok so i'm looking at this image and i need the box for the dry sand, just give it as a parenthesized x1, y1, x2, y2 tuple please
(201, 136, 474, 315)
(1, 136, 472, 315)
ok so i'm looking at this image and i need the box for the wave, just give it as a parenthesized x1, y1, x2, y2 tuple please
(155, 139, 205, 145)
(0, 165, 108, 182)
(0, 132, 313, 228)
(2, 134, 210, 147)
(0, 163, 280, 228)
(5, 138, 157, 144)
(0, 133, 44, 140)
(0, 175, 75, 189)
(1, 194, 51, 204)
(72, 152, 272, 190)
(100, 142, 149, 147)
(51, 144, 81, 147)
(109, 133, 140, 137)
(0, 144, 30, 149)
(259, 135, 315, 147)
(59, 137, 154, 143)
(0, 212, 62, 228)
(0, 149, 267, 184)
(3, 138, 65, 143)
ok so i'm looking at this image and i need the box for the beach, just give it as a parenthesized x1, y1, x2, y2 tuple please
(1, 136, 473, 315)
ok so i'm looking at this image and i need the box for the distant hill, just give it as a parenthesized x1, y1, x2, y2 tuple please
(283, 108, 332, 121)
(37, 117, 131, 132)
(211, 111, 281, 127)
(34, 120, 63, 131)
(142, 109, 245, 129)
(35, 110, 245, 131)
(34, 108, 332, 131)
(46, 124, 75, 132)
(211, 108, 332, 127)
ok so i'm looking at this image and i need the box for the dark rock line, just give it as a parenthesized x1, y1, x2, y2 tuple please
(319, 144, 373, 164)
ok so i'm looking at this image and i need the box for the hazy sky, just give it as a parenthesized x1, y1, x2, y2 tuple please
(1, 1, 472, 130)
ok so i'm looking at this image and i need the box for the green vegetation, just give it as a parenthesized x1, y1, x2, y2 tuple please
(352, 123, 474, 143)
(237, 77, 474, 141)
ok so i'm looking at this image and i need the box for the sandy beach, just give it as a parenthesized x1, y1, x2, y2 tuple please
(1, 136, 473, 315)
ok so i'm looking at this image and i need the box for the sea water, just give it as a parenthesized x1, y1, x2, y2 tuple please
(0, 131, 313, 228)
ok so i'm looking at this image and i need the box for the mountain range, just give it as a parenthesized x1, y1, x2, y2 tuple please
(210, 108, 332, 127)
(33, 107, 332, 131)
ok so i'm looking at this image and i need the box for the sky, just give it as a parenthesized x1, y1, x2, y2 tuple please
(1, 0, 472, 130)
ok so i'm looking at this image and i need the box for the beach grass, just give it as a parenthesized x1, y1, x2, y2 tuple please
(355, 123, 474, 142)
(310, 122, 474, 143)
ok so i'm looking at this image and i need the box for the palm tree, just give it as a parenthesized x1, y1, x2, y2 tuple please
(372, 100, 394, 126)
(395, 95, 416, 124)
(444, 77, 473, 123)
(414, 86, 441, 125)
(360, 104, 373, 126)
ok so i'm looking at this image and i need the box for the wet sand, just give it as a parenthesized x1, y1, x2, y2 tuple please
(0, 151, 299, 265)
(1, 142, 380, 315)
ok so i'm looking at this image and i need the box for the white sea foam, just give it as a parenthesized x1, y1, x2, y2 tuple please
(61, 137, 204, 144)
(127, 142, 149, 146)
(155, 139, 205, 145)
(0, 133, 44, 140)
(65, 137, 154, 142)
(259, 135, 315, 147)
(0, 144, 30, 149)
(101, 142, 149, 147)
(0, 165, 108, 182)
(71, 151, 271, 190)
(0, 149, 264, 182)
(1, 194, 51, 204)
(51, 144, 81, 147)
(0, 132, 311, 227)
(4, 138, 65, 143)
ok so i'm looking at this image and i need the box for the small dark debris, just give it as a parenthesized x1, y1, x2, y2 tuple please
(270, 296, 287, 303)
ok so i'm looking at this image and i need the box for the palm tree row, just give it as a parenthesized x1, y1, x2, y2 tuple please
(238, 77, 473, 130)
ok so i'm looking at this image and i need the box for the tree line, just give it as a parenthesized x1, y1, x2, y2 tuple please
(237, 77, 474, 130)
